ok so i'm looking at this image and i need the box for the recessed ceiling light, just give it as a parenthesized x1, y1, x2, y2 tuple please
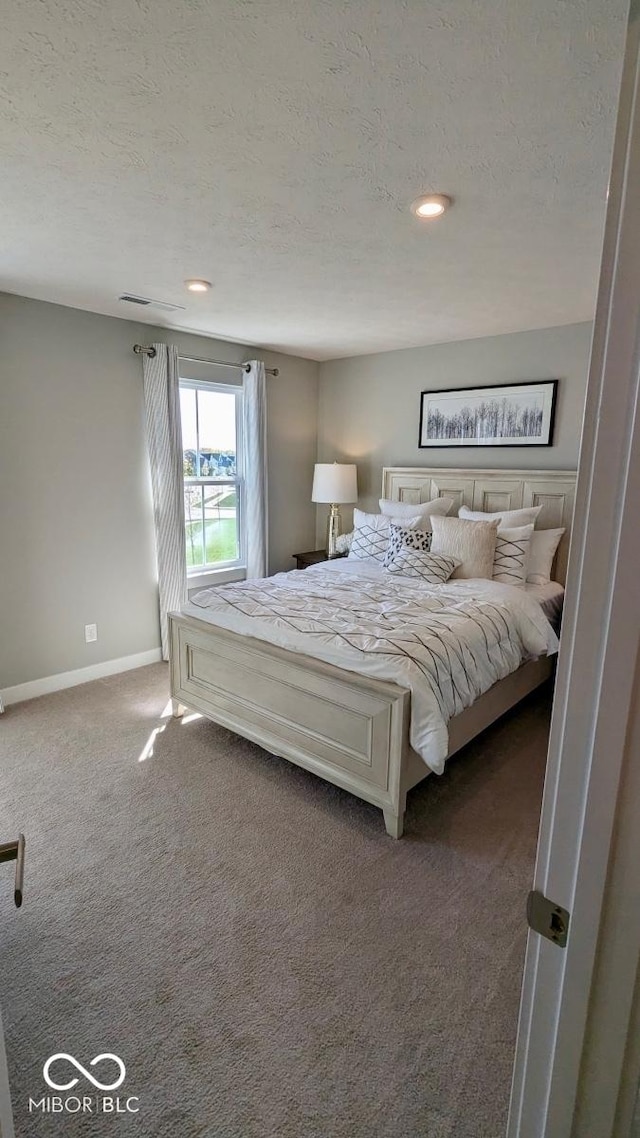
(410, 193, 452, 219)
(185, 279, 212, 292)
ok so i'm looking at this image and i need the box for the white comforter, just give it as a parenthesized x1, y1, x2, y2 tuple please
(186, 565, 558, 774)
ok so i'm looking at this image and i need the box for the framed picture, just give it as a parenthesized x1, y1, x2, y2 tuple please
(418, 380, 558, 449)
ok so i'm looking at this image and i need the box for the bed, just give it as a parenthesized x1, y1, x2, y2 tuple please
(169, 467, 575, 838)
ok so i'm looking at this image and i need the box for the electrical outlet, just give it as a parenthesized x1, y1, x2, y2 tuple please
(85, 623, 98, 643)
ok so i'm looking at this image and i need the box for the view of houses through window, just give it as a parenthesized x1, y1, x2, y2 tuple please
(179, 381, 243, 571)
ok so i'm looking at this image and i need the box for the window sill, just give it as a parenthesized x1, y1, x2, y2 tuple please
(187, 566, 246, 596)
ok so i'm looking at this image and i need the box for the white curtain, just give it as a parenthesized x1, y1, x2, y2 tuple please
(142, 343, 187, 659)
(243, 361, 268, 578)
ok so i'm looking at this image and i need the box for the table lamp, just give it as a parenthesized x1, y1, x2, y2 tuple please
(311, 463, 358, 558)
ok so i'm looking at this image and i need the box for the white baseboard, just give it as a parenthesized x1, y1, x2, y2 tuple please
(1, 648, 164, 708)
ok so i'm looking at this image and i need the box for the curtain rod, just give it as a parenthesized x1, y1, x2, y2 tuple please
(133, 344, 279, 376)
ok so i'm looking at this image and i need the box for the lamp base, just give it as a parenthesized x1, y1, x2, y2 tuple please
(325, 504, 342, 559)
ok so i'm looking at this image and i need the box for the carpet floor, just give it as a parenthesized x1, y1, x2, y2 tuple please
(0, 663, 551, 1138)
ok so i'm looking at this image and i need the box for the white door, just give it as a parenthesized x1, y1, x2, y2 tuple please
(0, 836, 23, 1138)
(0, 1011, 14, 1138)
(508, 4, 640, 1136)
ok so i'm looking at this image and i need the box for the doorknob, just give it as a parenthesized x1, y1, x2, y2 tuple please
(0, 836, 25, 908)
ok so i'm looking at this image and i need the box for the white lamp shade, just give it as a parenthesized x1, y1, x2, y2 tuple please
(311, 463, 358, 504)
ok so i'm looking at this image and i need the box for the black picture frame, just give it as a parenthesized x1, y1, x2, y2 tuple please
(418, 379, 558, 449)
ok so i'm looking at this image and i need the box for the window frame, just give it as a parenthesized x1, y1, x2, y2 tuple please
(179, 377, 245, 579)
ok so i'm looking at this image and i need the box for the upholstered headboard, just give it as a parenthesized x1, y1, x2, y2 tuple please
(381, 466, 576, 586)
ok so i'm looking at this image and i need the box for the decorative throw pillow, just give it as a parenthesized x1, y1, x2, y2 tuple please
(385, 548, 460, 583)
(527, 528, 566, 584)
(459, 504, 543, 529)
(383, 522, 433, 566)
(349, 510, 422, 562)
(335, 531, 353, 555)
(379, 496, 453, 526)
(430, 515, 499, 580)
(492, 524, 534, 586)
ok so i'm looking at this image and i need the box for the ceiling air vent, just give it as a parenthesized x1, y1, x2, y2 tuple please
(119, 294, 186, 313)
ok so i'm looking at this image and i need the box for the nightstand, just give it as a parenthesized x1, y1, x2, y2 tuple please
(293, 549, 346, 570)
(292, 549, 329, 570)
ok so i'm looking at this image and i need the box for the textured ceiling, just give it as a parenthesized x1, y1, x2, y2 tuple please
(0, 0, 628, 360)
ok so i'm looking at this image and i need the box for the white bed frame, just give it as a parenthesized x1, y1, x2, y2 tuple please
(169, 467, 576, 838)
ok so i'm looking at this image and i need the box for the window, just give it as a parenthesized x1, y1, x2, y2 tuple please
(179, 380, 244, 574)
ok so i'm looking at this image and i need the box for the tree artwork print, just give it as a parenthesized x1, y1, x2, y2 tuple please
(418, 381, 557, 448)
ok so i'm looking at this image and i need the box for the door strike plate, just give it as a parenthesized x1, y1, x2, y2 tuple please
(527, 890, 569, 948)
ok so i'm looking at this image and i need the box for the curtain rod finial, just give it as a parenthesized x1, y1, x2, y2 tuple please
(244, 362, 279, 376)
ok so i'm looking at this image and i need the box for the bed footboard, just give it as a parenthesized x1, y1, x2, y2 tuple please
(169, 612, 413, 837)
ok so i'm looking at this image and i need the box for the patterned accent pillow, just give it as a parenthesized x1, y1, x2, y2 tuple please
(349, 525, 387, 561)
(493, 524, 534, 586)
(385, 548, 459, 583)
(349, 510, 422, 563)
(383, 522, 432, 567)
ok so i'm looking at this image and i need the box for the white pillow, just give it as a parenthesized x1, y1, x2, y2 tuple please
(493, 524, 534, 586)
(349, 510, 422, 562)
(353, 508, 424, 531)
(379, 497, 453, 526)
(459, 504, 543, 529)
(430, 516, 499, 580)
(385, 549, 460, 584)
(335, 531, 353, 555)
(527, 528, 565, 584)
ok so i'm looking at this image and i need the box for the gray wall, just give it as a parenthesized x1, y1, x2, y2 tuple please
(316, 322, 592, 539)
(0, 294, 318, 688)
(0, 299, 593, 690)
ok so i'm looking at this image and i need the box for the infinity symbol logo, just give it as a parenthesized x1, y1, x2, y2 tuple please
(43, 1053, 126, 1091)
